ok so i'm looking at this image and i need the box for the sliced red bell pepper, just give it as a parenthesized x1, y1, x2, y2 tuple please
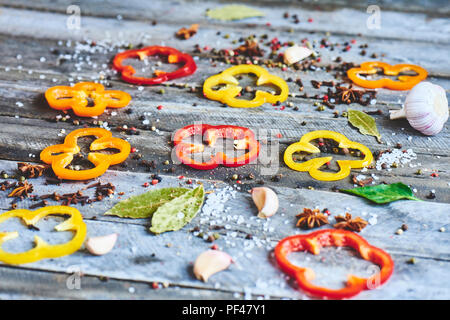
(113, 46, 197, 85)
(173, 124, 260, 170)
(275, 229, 394, 299)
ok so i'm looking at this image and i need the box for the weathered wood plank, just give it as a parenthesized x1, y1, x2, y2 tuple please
(0, 7, 449, 75)
(0, 158, 449, 299)
(0, 158, 449, 259)
(0, 117, 449, 203)
(0, 264, 239, 299)
(1, 0, 449, 42)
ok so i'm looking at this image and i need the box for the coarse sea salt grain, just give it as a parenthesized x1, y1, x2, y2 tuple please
(376, 148, 417, 170)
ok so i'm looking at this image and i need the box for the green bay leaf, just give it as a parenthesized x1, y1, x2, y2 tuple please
(150, 185, 205, 234)
(104, 187, 190, 218)
(206, 5, 265, 21)
(348, 108, 382, 143)
(340, 182, 420, 204)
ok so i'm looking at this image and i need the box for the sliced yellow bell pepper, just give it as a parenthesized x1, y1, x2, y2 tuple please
(284, 130, 373, 181)
(0, 206, 87, 264)
(203, 65, 289, 108)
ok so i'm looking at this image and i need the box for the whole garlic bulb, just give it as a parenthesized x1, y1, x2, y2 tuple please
(390, 82, 448, 135)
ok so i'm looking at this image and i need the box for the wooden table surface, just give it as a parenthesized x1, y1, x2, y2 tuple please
(0, 0, 448, 299)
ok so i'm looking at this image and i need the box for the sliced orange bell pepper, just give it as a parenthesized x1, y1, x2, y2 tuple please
(45, 82, 131, 117)
(275, 229, 394, 299)
(40, 128, 130, 180)
(347, 62, 427, 90)
(0, 206, 87, 264)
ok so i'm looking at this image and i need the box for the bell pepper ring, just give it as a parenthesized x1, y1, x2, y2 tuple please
(0, 206, 87, 264)
(112, 46, 197, 85)
(275, 229, 394, 299)
(347, 61, 427, 90)
(284, 130, 373, 181)
(203, 65, 289, 108)
(40, 128, 131, 180)
(173, 124, 260, 170)
(45, 82, 131, 117)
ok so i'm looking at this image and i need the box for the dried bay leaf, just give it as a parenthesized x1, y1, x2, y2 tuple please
(150, 185, 205, 234)
(348, 109, 382, 143)
(104, 187, 190, 218)
(206, 5, 265, 21)
(340, 183, 420, 204)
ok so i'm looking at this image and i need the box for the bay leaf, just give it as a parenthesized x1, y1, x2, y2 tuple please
(206, 5, 265, 21)
(150, 185, 205, 234)
(348, 109, 382, 143)
(104, 187, 190, 218)
(340, 182, 420, 204)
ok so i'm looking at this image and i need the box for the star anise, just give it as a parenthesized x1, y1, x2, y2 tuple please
(296, 208, 329, 229)
(8, 181, 34, 198)
(328, 84, 376, 106)
(17, 162, 49, 178)
(333, 213, 368, 232)
(175, 24, 199, 40)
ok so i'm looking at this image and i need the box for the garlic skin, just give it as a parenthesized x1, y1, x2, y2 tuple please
(251, 187, 279, 219)
(390, 82, 448, 135)
(193, 250, 232, 282)
(85, 233, 118, 256)
(283, 45, 314, 65)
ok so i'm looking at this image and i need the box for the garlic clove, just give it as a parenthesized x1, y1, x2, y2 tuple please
(390, 82, 448, 136)
(193, 250, 232, 282)
(85, 233, 118, 256)
(251, 187, 279, 218)
(283, 45, 314, 65)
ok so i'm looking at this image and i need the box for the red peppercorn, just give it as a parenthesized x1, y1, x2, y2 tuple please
(130, 147, 136, 153)
(152, 282, 159, 289)
(351, 39, 357, 44)
(157, 105, 163, 110)
(210, 244, 219, 250)
(280, 105, 286, 110)
(308, 18, 313, 23)
(266, 22, 271, 27)
(431, 173, 439, 177)
(186, 179, 192, 184)
(151, 179, 158, 185)
(143, 182, 149, 187)
(323, 95, 328, 101)
(276, 133, 283, 138)
(236, 180, 242, 184)
(178, 175, 184, 180)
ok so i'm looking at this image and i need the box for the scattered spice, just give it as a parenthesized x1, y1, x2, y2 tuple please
(8, 181, 33, 198)
(351, 174, 374, 187)
(175, 24, 199, 40)
(333, 213, 368, 232)
(17, 162, 48, 178)
(296, 208, 329, 229)
(235, 39, 265, 57)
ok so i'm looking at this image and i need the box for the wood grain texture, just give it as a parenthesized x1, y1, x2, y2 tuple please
(0, 0, 449, 299)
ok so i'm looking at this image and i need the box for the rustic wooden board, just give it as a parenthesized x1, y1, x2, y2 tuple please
(0, 0, 449, 299)
(0, 159, 449, 300)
